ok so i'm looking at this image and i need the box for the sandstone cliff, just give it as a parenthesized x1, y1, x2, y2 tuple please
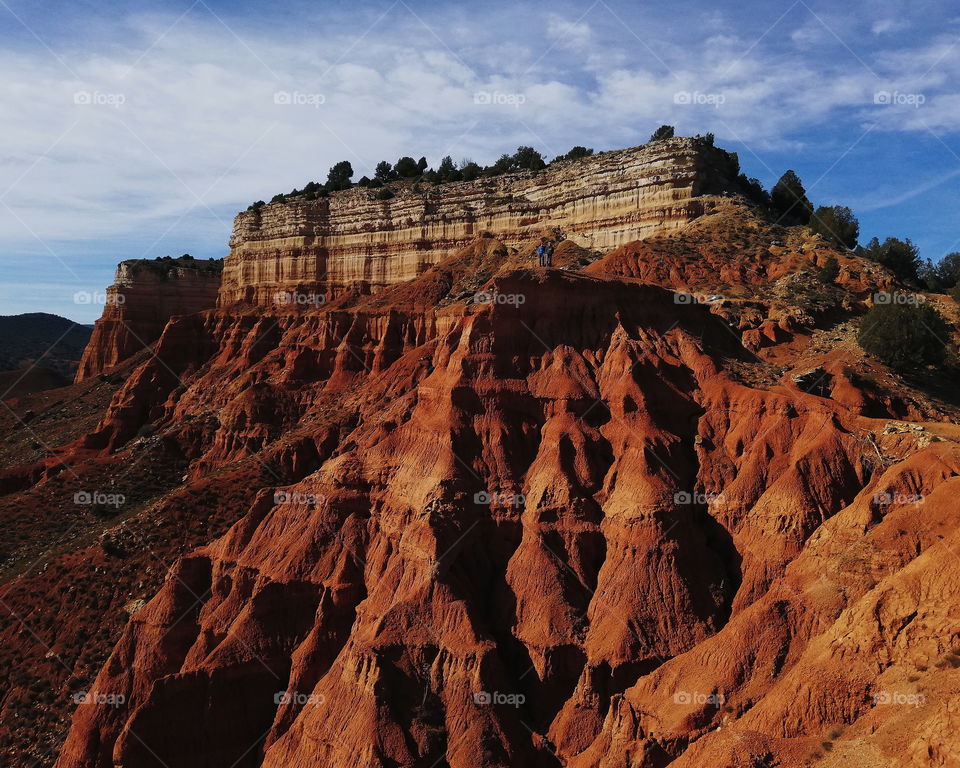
(219, 137, 739, 307)
(75, 257, 223, 382)
(3, 145, 959, 768)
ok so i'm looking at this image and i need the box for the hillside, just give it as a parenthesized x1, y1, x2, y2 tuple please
(0, 313, 92, 394)
(0, 145, 958, 768)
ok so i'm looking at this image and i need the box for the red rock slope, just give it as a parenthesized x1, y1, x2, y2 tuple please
(43, 207, 960, 768)
(75, 256, 222, 382)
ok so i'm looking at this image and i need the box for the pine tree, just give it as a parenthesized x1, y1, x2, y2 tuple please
(771, 170, 813, 225)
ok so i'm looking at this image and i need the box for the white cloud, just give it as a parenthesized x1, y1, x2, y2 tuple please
(1, 1, 960, 319)
(546, 15, 593, 51)
(871, 18, 909, 35)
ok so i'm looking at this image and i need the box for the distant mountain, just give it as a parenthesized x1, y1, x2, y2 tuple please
(0, 313, 92, 396)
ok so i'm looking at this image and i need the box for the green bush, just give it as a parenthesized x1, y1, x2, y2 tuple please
(771, 170, 813, 225)
(460, 161, 482, 181)
(374, 161, 396, 183)
(649, 125, 675, 141)
(810, 205, 859, 249)
(554, 145, 594, 162)
(394, 156, 420, 178)
(437, 156, 461, 182)
(326, 160, 353, 191)
(376, 187, 395, 200)
(512, 145, 546, 171)
(857, 298, 950, 371)
(920, 252, 960, 291)
(859, 237, 921, 283)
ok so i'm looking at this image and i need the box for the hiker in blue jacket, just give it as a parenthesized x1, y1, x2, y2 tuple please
(537, 241, 547, 266)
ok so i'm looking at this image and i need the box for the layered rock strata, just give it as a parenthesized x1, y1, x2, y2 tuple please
(219, 137, 738, 306)
(76, 258, 223, 381)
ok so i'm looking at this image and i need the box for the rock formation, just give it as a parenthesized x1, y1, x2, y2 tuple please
(75, 257, 222, 382)
(2, 139, 958, 768)
(219, 138, 739, 307)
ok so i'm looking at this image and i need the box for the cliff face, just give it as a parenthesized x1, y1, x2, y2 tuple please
(219, 138, 738, 306)
(5, 144, 959, 768)
(75, 259, 223, 381)
(37, 203, 960, 768)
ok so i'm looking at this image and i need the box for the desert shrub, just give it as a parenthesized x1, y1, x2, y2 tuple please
(649, 124, 675, 141)
(859, 237, 921, 283)
(394, 156, 420, 178)
(857, 299, 950, 371)
(325, 160, 353, 191)
(810, 205, 859, 249)
(554, 145, 594, 162)
(376, 187, 395, 200)
(512, 145, 546, 171)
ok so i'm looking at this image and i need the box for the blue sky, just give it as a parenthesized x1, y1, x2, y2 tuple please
(1, 0, 959, 322)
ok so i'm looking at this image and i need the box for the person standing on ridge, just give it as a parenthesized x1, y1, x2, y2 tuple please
(537, 240, 547, 267)
(545, 241, 555, 267)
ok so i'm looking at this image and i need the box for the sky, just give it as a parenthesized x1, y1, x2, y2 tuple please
(1, 0, 959, 322)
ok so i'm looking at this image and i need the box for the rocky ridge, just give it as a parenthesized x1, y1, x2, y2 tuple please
(219, 137, 739, 307)
(75, 257, 222, 382)
(1, 143, 958, 768)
